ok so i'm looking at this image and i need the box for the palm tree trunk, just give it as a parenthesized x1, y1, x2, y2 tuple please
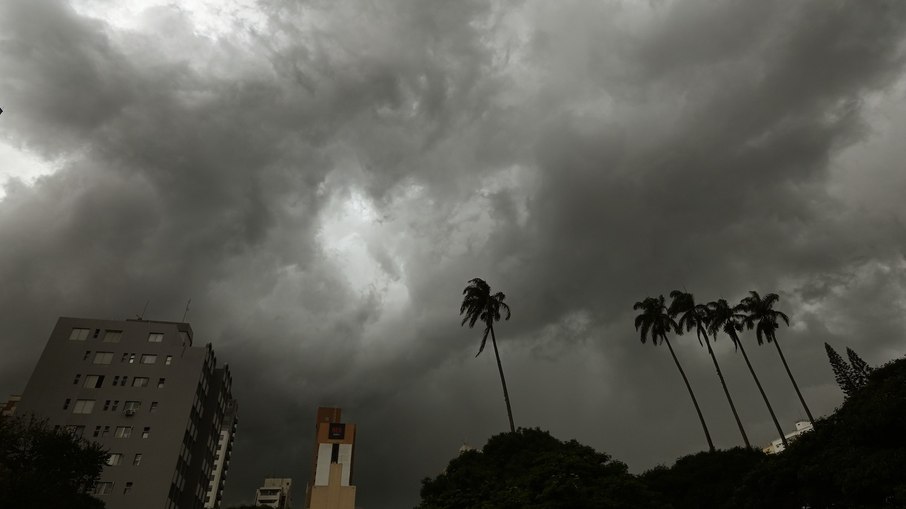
(772, 335, 815, 426)
(734, 331, 788, 448)
(703, 333, 751, 448)
(489, 326, 516, 433)
(663, 335, 715, 452)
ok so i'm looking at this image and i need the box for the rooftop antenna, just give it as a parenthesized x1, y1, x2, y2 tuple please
(136, 300, 150, 320)
(181, 298, 192, 322)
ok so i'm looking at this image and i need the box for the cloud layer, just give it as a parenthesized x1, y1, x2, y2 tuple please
(3, 1, 906, 507)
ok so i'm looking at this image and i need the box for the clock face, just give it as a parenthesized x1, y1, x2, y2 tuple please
(328, 423, 346, 439)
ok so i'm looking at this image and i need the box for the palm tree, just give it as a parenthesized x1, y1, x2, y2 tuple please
(670, 291, 750, 448)
(739, 291, 815, 426)
(634, 295, 715, 452)
(708, 299, 788, 448)
(460, 278, 515, 433)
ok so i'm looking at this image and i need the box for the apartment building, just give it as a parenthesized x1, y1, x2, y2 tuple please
(14, 316, 237, 509)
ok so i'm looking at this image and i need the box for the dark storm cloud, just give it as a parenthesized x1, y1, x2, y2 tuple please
(2, 1, 906, 508)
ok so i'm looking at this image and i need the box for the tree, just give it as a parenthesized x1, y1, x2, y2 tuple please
(825, 343, 857, 398)
(739, 291, 814, 426)
(417, 428, 661, 509)
(460, 277, 515, 433)
(643, 448, 766, 509)
(0, 415, 107, 509)
(846, 347, 873, 388)
(670, 291, 749, 448)
(709, 299, 787, 448)
(634, 295, 715, 452)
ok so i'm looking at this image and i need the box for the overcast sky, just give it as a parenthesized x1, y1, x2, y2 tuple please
(3, 0, 906, 507)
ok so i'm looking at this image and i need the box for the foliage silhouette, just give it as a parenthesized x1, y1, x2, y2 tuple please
(0, 415, 107, 509)
(669, 291, 749, 448)
(708, 298, 786, 448)
(460, 277, 515, 433)
(739, 291, 815, 426)
(634, 295, 714, 452)
(825, 342, 858, 397)
(416, 428, 660, 509)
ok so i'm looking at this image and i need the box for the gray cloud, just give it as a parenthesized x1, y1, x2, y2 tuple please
(2, 0, 906, 507)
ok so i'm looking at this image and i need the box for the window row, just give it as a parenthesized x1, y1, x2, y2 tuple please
(72, 374, 167, 389)
(70, 327, 165, 344)
(84, 351, 173, 365)
(94, 481, 134, 495)
(58, 424, 152, 439)
(62, 398, 161, 414)
(106, 452, 143, 466)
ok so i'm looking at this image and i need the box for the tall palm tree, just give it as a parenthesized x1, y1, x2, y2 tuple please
(634, 295, 715, 452)
(670, 291, 750, 448)
(460, 278, 515, 433)
(708, 299, 788, 448)
(739, 291, 815, 426)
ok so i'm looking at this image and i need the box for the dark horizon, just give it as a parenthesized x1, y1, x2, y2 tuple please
(3, 1, 906, 508)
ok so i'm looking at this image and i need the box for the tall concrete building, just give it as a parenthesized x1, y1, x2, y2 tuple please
(204, 399, 238, 509)
(14, 316, 237, 509)
(306, 407, 356, 509)
(255, 478, 294, 508)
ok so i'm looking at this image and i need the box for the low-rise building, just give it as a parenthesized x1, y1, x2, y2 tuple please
(763, 420, 814, 454)
(255, 478, 293, 508)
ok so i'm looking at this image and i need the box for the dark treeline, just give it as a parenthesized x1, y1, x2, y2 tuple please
(416, 355, 906, 508)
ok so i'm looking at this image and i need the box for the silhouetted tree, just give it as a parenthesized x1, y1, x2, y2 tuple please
(417, 428, 661, 509)
(709, 298, 787, 448)
(460, 278, 515, 433)
(634, 295, 714, 452)
(670, 291, 750, 448)
(739, 291, 815, 426)
(846, 347, 873, 388)
(825, 343, 858, 398)
(0, 415, 107, 509)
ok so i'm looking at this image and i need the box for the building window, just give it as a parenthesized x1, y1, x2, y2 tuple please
(132, 377, 149, 388)
(133, 453, 143, 466)
(93, 329, 100, 339)
(93, 352, 113, 365)
(150, 401, 159, 413)
(83, 375, 105, 388)
(121, 376, 129, 386)
(142, 427, 151, 439)
(103, 400, 110, 411)
(83, 351, 91, 361)
(129, 353, 136, 364)
(103, 330, 123, 343)
(123, 482, 134, 494)
(112, 375, 120, 386)
(73, 374, 81, 385)
(124, 401, 141, 413)
(69, 328, 90, 341)
(94, 482, 114, 495)
(140, 354, 157, 364)
(93, 425, 102, 438)
(101, 426, 110, 438)
(107, 453, 122, 466)
(72, 399, 95, 414)
(165, 355, 173, 366)
(114, 426, 132, 439)
(158, 378, 166, 389)
(111, 400, 120, 411)
(148, 333, 164, 343)
(65, 425, 85, 437)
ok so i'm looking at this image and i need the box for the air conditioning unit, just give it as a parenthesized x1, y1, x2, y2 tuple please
(124, 409, 136, 416)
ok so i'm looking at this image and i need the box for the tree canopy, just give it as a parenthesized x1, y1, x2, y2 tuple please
(0, 415, 108, 509)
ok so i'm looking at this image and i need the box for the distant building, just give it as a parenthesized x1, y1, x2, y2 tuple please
(763, 420, 814, 454)
(255, 478, 293, 508)
(306, 407, 356, 509)
(205, 399, 239, 508)
(14, 316, 236, 509)
(1, 394, 20, 416)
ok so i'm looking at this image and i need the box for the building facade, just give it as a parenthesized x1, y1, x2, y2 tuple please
(204, 399, 238, 508)
(255, 478, 293, 508)
(762, 420, 814, 454)
(306, 407, 356, 509)
(14, 316, 236, 509)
